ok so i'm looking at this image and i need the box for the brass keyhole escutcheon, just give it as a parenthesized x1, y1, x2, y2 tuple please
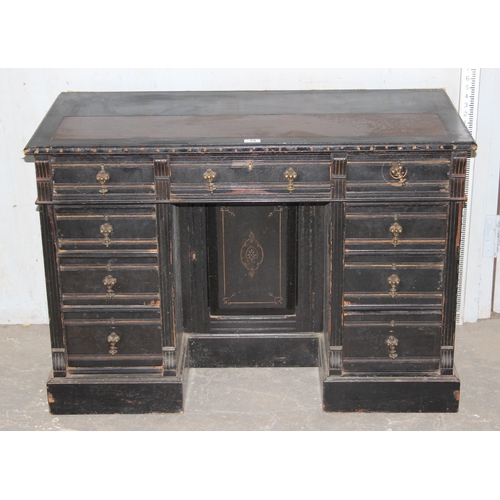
(389, 162, 408, 186)
(100, 222, 113, 247)
(386, 335, 399, 359)
(103, 275, 117, 299)
(203, 168, 217, 194)
(96, 165, 110, 195)
(107, 331, 120, 355)
(387, 273, 400, 298)
(284, 167, 298, 194)
(390, 222, 403, 247)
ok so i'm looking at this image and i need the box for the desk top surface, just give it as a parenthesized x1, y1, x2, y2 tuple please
(25, 89, 475, 153)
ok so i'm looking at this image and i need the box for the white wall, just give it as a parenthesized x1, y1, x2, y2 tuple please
(0, 68, 463, 323)
(462, 69, 500, 322)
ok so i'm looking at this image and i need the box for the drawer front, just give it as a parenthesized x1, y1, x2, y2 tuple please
(343, 322, 442, 358)
(345, 252, 444, 265)
(59, 258, 160, 305)
(344, 263, 443, 308)
(345, 203, 447, 251)
(56, 205, 158, 251)
(51, 156, 155, 201)
(169, 154, 332, 200)
(346, 156, 450, 198)
(62, 307, 161, 322)
(342, 319, 441, 373)
(65, 322, 162, 367)
(344, 309, 442, 324)
(342, 310, 441, 373)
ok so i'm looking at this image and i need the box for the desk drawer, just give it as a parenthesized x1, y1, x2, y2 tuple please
(62, 306, 161, 322)
(65, 321, 162, 367)
(169, 154, 332, 200)
(346, 156, 450, 199)
(342, 315, 441, 373)
(59, 257, 160, 305)
(51, 156, 155, 201)
(56, 205, 158, 251)
(345, 203, 447, 251)
(344, 262, 443, 308)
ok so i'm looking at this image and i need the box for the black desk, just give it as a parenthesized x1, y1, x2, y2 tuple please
(24, 89, 476, 413)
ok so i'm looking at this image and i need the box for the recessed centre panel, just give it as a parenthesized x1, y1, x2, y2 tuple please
(207, 204, 297, 316)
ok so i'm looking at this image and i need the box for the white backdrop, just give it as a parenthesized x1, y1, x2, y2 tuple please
(0, 68, 463, 323)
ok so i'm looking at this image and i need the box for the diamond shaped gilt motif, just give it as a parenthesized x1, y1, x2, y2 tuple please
(240, 232, 264, 278)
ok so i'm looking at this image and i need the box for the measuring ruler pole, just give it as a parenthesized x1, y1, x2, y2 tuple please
(459, 68, 479, 134)
(456, 68, 480, 324)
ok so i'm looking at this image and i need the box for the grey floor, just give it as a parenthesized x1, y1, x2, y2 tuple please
(1, 316, 499, 431)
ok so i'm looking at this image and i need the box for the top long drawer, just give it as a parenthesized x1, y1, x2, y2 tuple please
(346, 157, 451, 199)
(169, 154, 332, 201)
(51, 156, 155, 201)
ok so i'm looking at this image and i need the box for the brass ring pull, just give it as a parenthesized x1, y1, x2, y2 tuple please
(386, 335, 399, 359)
(389, 162, 408, 186)
(284, 167, 297, 194)
(389, 222, 402, 247)
(96, 165, 110, 195)
(387, 273, 400, 298)
(103, 275, 117, 298)
(107, 331, 120, 355)
(100, 222, 113, 247)
(203, 169, 217, 194)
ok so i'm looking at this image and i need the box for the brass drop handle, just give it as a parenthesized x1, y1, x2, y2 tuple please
(386, 335, 399, 359)
(389, 222, 402, 247)
(389, 162, 408, 186)
(203, 168, 217, 194)
(107, 331, 120, 355)
(284, 167, 298, 194)
(103, 275, 117, 298)
(100, 222, 113, 247)
(387, 274, 400, 298)
(96, 165, 110, 195)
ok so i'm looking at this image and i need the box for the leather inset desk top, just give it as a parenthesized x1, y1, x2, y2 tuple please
(52, 113, 447, 141)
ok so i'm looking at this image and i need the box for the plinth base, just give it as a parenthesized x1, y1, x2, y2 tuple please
(322, 372, 460, 413)
(47, 374, 183, 414)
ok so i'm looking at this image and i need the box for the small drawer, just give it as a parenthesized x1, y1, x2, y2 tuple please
(344, 262, 443, 308)
(345, 203, 447, 251)
(342, 313, 441, 373)
(59, 257, 160, 305)
(51, 156, 155, 201)
(62, 305, 161, 321)
(55, 205, 157, 251)
(344, 310, 443, 324)
(345, 251, 445, 265)
(169, 154, 332, 201)
(65, 321, 162, 367)
(346, 156, 450, 199)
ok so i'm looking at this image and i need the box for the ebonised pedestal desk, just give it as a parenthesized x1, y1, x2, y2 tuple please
(24, 89, 477, 414)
